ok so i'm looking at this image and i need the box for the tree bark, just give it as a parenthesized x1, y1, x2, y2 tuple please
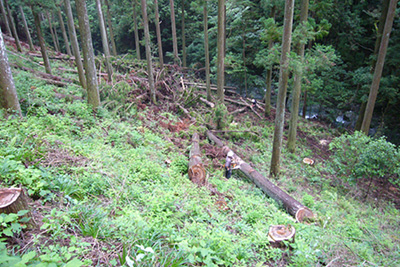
(217, 0, 225, 102)
(104, 0, 117, 56)
(170, 0, 179, 64)
(64, 0, 86, 89)
(46, 11, 59, 52)
(140, 0, 156, 104)
(19, 6, 34, 51)
(203, 2, 211, 102)
(287, 0, 309, 153)
(96, 0, 113, 82)
(0, 27, 21, 116)
(31, 7, 52, 75)
(75, 0, 100, 109)
(181, 0, 186, 68)
(265, 5, 276, 117)
(154, 0, 164, 68)
(4, 0, 22, 52)
(207, 131, 314, 222)
(189, 133, 207, 185)
(242, 26, 247, 97)
(132, 0, 141, 60)
(57, 7, 72, 56)
(52, 13, 61, 53)
(360, 0, 397, 134)
(0, 0, 11, 35)
(270, 0, 294, 176)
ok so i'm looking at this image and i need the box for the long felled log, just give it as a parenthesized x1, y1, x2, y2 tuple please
(188, 133, 207, 185)
(207, 131, 314, 222)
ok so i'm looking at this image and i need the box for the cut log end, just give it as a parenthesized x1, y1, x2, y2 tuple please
(295, 207, 315, 223)
(268, 224, 296, 245)
(188, 165, 207, 186)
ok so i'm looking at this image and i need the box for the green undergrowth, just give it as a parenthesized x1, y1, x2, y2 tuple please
(1, 52, 399, 266)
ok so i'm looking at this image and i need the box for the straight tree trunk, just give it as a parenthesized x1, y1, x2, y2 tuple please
(242, 27, 247, 97)
(140, 0, 156, 104)
(203, 2, 211, 102)
(217, 0, 225, 102)
(287, 0, 309, 153)
(207, 131, 314, 222)
(104, 0, 117, 56)
(96, 0, 113, 82)
(46, 11, 59, 52)
(0, 27, 21, 116)
(355, 0, 390, 131)
(265, 6, 276, 117)
(181, 0, 186, 68)
(52, 13, 61, 53)
(170, 0, 179, 64)
(75, 0, 100, 109)
(0, 0, 11, 35)
(4, 0, 22, 52)
(154, 0, 164, 68)
(57, 7, 72, 56)
(31, 8, 52, 75)
(132, 0, 140, 60)
(270, 0, 294, 176)
(64, 0, 86, 89)
(19, 7, 34, 51)
(361, 0, 397, 134)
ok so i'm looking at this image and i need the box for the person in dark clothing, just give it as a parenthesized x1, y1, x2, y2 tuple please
(225, 151, 234, 178)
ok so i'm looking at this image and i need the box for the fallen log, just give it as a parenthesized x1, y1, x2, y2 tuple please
(225, 98, 262, 119)
(188, 133, 207, 185)
(206, 131, 314, 222)
(199, 97, 215, 108)
(0, 188, 35, 228)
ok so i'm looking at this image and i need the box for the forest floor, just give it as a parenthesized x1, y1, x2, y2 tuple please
(1, 35, 400, 266)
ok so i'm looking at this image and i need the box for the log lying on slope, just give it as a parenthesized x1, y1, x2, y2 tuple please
(188, 133, 207, 185)
(207, 131, 314, 222)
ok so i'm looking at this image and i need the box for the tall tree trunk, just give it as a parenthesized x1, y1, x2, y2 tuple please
(287, 0, 309, 153)
(104, 0, 117, 56)
(57, 7, 71, 56)
(203, 2, 211, 102)
(242, 27, 247, 97)
(0, 27, 21, 116)
(154, 0, 163, 68)
(140, 0, 156, 104)
(75, 0, 100, 109)
(355, 0, 390, 131)
(181, 0, 186, 68)
(217, 0, 225, 102)
(170, 0, 179, 64)
(270, 0, 294, 176)
(46, 11, 59, 52)
(0, 0, 11, 35)
(302, 88, 307, 118)
(361, 0, 396, 134)
(31, 7, 52, 75)
(132, 0, 140, 60)
(19, 6, 34, 51)
(265, 6, 276, 117)
(96, 0, 113, 82)
(4, 0, 22, 52)
(52, 13, 61, 53)
(64, 0, 86, 89)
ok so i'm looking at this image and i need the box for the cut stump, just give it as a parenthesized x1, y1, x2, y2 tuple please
(0, 188, 35, 228)
(268, 224, 296, 246)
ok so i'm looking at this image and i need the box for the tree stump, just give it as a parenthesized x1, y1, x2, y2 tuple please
(268, 224, 296, 247)
(0, 188, 35, 228)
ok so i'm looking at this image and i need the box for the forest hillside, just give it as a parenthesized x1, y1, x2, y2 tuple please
(1, 33, 400, 267)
